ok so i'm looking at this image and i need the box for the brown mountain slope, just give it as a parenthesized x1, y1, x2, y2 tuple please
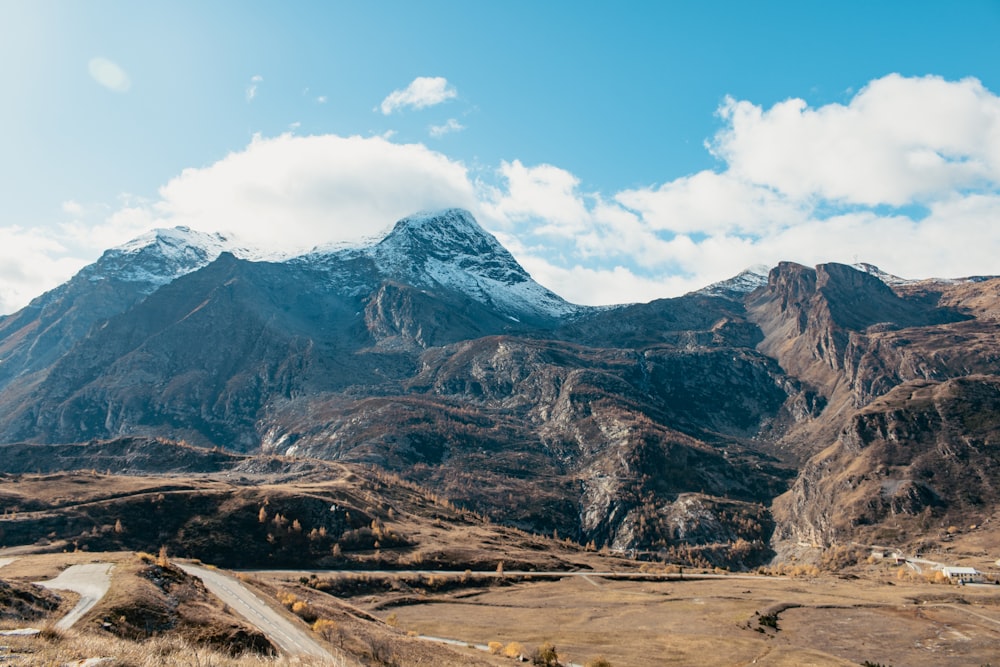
(773, 374, 1000, 551)
(1, 211, 999, 567)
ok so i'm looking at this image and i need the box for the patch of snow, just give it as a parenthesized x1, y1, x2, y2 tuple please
(299, 208, 584, 319)
(696, 264, 771, 297)
(89, 226, 293, 289)
(852, 263, 917, 286)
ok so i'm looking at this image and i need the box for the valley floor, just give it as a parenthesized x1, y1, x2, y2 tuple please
(253, 566, 1000, 667)
(4, 550, 1000, 666)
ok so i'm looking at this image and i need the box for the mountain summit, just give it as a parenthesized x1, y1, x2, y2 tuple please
(89, 226, 238, 287)
(1, 210, 999, 568)
(369, 208, 578, 321)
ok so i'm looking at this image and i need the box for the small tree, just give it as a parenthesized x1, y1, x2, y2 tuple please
(157, 545, 169, 567)
(504, 642, 526, 659)
(532, 641, 560, 666)
(292, 600, 317, 623)
(312, 618, 338, 643)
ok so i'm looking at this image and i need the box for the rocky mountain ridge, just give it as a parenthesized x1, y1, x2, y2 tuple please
(1, 208, 998, 567)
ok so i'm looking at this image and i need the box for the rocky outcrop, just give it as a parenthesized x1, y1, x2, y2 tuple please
(1, 212, 999, 566)
(773, 375, 1000, 549)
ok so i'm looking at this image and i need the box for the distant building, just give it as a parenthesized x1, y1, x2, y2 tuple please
(941, 567, 983, 584)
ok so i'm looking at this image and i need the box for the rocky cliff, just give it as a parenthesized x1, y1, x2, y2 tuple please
(0, 210, 998, 566)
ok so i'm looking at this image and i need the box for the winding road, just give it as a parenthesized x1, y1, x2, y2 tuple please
(35, 562, 114, 630)
(178, 563, 335, 661)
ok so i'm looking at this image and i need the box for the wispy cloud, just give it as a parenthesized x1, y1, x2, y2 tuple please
(61, 200, 84, 216)
(429, 118, 465, 138)
(88, 57, 130, 93)
(380, 76, 457, 115)
(246, 75, 263, 102)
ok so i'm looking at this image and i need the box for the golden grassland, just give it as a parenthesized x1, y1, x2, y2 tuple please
(4, 469, 1000, 666)
(4, 546, 1000, 667)
(254, 557, 1000, 667)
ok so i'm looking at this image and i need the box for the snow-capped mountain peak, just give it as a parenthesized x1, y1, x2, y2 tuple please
(366, 208, 580, 320)
(696, 264, 772, 298)
(86, 226, 238, 288)
(372, 208, 531, 283)
(852, 263, 916, 286)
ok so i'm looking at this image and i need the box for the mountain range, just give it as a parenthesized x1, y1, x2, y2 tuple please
(2, 208, 998, 567)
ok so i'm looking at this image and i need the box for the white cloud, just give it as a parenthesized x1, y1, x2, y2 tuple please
(710, 74, 1000, 206)
(0, 226, 89, 314)
(473, 76, 1000, 304)
(615, 170, 805, 236)
(517, 257, 689, 306)
(137, 133, 478, 253)
(6, 75, 1000, 314)
(379, 76, 457, 115)
(246, 74, 263, 102)
(429, 118, 465, 138)
(88, 57, 130, 93)
(480, 160, 591, 233)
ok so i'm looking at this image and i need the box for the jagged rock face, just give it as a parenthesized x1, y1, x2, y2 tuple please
(773, 376, 1000, 549)
(1, 212, 999, 565)
(259, 335, 793, 556)
(748, 262, 974, 422)
(363, 282, 519, 350)
(762, 267, 1000, 555)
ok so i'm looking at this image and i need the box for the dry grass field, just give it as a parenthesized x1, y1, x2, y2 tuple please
(4, 471, 1000, 666)
(4, 547, 1000, 666)
(274, 568, 1000, 667)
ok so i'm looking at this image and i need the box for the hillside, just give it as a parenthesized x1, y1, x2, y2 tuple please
(1, 209, 999, 566)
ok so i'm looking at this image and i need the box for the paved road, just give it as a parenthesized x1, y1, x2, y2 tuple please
(178, 563, 335, 662)
(35, 562, 114, 630)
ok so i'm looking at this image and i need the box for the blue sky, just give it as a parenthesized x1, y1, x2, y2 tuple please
(2, 1, 1000, 312)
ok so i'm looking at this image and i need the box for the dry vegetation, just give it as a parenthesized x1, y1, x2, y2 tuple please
(3, 468, 1000, 666)
(335, 569, 1000, 667)
(0, 629, 336, 667)
(3, 533, 1000, 666)
(0, 467, 617, 573)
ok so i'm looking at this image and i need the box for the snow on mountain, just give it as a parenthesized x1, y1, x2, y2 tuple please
(85, 225, 300, 291)
(368, 208, 580, 319)
(852, 263, 997, 287)
(77, 209, 579, 323)
(85, 227, 241, 289)
(852, 263, 917, 286)
(696, 264, 771, 298)
(292, 208, 581, 320)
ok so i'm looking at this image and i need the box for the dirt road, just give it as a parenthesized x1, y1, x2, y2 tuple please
(35, 562, 114, 630)
(178, 563, 335, 662)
